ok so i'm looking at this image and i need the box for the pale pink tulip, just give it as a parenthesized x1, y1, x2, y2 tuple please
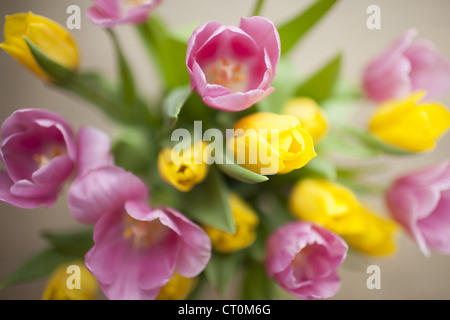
(363, 29, 450, 102)
(87, 0, 161, 28)
(0, 109, 76, 208)
(265, 222, 348, 300)
(186, 16, 280, 112)
(68, 166, 211, 299)
(386, 160, 450, 257)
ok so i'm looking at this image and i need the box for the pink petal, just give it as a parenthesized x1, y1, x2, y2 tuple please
(32, 155, 74, 186)
(418, 190, 450, 255)
(0, 171, 56, 209)
(163, 207, 212, 277)
(239, 16, 280, 75)
(76, 126, 113, 176)
(386, 182, 430, 256)
(405, 39, 450, 100)
(202, 88, 273, 112)
(86, 202, 180, 300)
(68, 166, 148, 225)
(363, 29, 417, 102)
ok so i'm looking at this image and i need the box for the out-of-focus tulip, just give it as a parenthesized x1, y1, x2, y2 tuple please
(0, 12, 79, 81)
(87, 0, 161, 28)
(290, 178, 397, 256)
(369, 91, 450, 152)
(158, 142, 209, 192)
(203, 193, 259, 253)
(363, 29, 450, 102)
(265, 221, 348, 300)
(42, 262, 99, 300)
(283, 97, 328, 143)
(386, 160, 450, 257)
(0, 109, 76, 209)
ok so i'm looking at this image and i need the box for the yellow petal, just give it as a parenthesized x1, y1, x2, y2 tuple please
(1, 12, 79, 81)
(369, 91, 450, 152)
(203, 193, 259, 253)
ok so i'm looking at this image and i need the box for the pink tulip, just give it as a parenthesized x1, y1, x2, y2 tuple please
(68, 166, 211, 299)
(186, 16, 280, 112)
(386, 160, 450, 257)
(363, 29, 450, 102)
(87, 0, 161, 28)
(0, 109, 76, 208)
(265, 222, 348, 300)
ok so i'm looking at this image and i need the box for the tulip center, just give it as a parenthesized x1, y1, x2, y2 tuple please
(123, 216, 168, 249)
(204, 58, 248, 92)
(33, 146, 64, 169)
(121, 0, 147, 8)
(291, 245, 320, 281)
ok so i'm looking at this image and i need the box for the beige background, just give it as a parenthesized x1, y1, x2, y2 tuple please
(0, 0, 450, 300)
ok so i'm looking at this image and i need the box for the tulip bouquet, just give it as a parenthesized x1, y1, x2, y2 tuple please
(1, 0, 450, 301)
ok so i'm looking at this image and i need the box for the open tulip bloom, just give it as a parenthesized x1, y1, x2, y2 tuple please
(1, 0, 450, 301)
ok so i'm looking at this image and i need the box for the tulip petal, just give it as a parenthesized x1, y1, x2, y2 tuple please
(163, 207, 212, 278)
(76, 126, 113, 176)
(68, 166, 148, 225)
(405, 39, 450, 100)
(239, 16, 280, 74)
(0, 171, 56, 208)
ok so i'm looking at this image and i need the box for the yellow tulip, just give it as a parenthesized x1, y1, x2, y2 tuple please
(42, 262, 99, 300)
(283, 97, 328, 143)
(289, 178, 396, 256)
(158, 141, 209, 192)
(156, 272, 197, 300)
(203, 193, 259, 253)
(369, 91, 450, 152)
(0, 12, 79, 81)
(345, 209, 397, 256)
(229, 112, 316, 175)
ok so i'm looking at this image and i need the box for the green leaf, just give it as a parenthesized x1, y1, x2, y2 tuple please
(112, 126, 156, 174)
(182, 168, 235, 234)
(40, 229, 94, 256)
(278, 0, 339, 56)
(241, 260, 275, 300)
(343, 127, 415, 156)
(216, 152, 268, 184)
(136, 17, 189, 90)
(0, 249, 81, 288)
(295, 53, 342, 102)
(256, 57, 297, 113)
(162, 85, 192, 129)
(302, 156, 337, 180)
(317, 133, 381, 158)
(24, 36, 75, 83)
(106, 29, 136, 107)
(204, 252, 244, 295)
(61, 72, 157, 127)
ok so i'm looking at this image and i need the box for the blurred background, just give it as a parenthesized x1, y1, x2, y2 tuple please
(0, 0, 450, 300)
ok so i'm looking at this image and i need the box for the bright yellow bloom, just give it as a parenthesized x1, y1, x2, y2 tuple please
(0, 12, 79, 81)
(345, 209, 397, 256)
(369, 91, 450, 152)
(229, 112, 316, 175)
(203, 193, 259, 253)
(283, 97, 328, 143)
(158, 141, 209, 192)
(156, 272, 197, 300)
(42, 262, 99, 300)
(289, 178, 397, 256)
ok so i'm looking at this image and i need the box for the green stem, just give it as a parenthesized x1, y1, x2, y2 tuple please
(135, 19, 167, 90)
(106, 29, 136, 108)
(252, 0, 265, 16)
